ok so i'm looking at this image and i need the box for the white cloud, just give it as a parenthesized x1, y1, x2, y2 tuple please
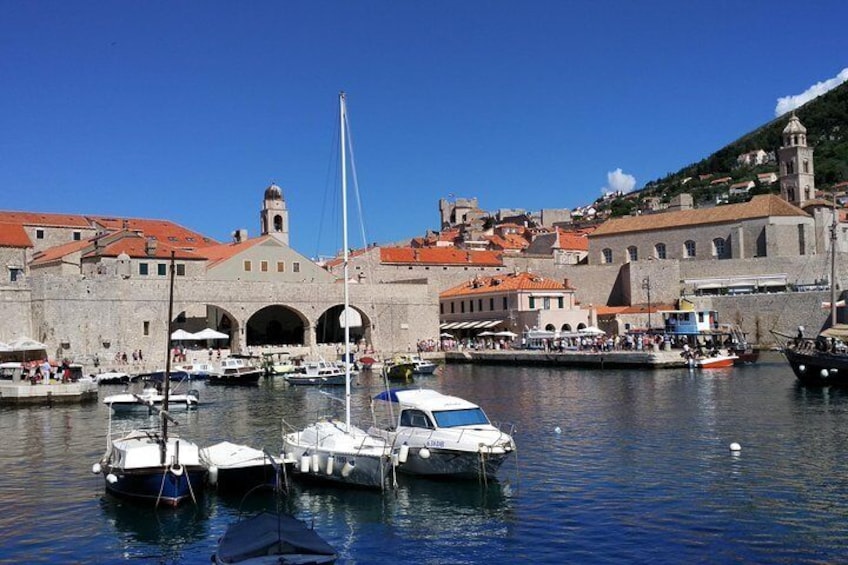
(601, 168, 636, 195)
(774, 68, 848, 117)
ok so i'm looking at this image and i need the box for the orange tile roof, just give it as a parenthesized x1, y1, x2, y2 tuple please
(590, 195, 808, 237)
(0, 211, 93, 228)
(89, 235, 203, 261)
(30, 240, 91, 266)
(90, 217, 218, 249)
(0, 222, 33, 248)
(200, 236, 270, 268)
(440, 271, 569, 298)
(381, 247, 503, 266)
(557, 229, 589, 251)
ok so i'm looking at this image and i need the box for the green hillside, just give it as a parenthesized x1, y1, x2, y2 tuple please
(604, 81, 848, 216)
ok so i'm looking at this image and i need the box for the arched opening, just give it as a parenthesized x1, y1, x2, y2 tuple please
(561, 323, 572, 332)
(273, 214, 283, 232)
(315, 305, 371, 346)
(545, 324, 556, 332)
(246, 305, 306, 346)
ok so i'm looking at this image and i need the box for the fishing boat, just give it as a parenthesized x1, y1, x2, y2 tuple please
(201, 441, 283, 493)
(92, 253, 206, 506)
(382, 356, 416, 382)
(103, 386, 200, 414)
(686, 352, 738, 369)
(398, 354, 437, 375)
(780, 201, 848, 385)
(284, 359, 346, 386)
(208, 357, 263, 386)
(369, 388, 516, 480)
(281, 92, 397, 489)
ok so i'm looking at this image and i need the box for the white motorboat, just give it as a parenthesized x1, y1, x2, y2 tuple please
(285, 359, 346, 386)
(369, 388, 516, 480)
(92, 371, 134, 385)
(103, 386, 200, 413)
(397, 354, 437, 375)
(282, 93, 396, 490)
(208, 357, 262, 386)
(174, 362, 218, 380)
(93, 253, 206, 506)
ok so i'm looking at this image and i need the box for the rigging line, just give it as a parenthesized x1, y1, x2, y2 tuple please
(342, 107, 370, 250)
(314, 97, 343, 260)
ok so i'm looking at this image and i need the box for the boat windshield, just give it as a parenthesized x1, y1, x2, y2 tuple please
(432, 408, 489, 428)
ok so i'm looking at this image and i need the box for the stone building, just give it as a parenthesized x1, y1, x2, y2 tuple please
(0, 185, 437, 367)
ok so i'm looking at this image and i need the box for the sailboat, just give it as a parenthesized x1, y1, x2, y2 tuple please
(281, 92, 397, 489)
(92, 252, 206, 506)
(780, 195, 848, 385)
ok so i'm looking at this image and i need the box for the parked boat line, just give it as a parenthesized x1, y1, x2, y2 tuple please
(444, 348, 691, 369)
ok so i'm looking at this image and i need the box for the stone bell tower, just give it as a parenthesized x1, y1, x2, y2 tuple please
(778, 113, 815, 207)
(260, 183, 289, 245)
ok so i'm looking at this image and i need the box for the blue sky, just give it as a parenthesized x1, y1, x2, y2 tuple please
(2, 1, 847, 258)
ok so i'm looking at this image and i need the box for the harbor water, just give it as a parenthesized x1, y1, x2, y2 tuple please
(3, 352, 848, 564)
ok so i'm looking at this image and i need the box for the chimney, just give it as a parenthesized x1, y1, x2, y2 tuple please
(563, 278, 571, 288)
(232, 229, 248, 243)
(145, 237, 157, 256)
(466, 251, 472, 263)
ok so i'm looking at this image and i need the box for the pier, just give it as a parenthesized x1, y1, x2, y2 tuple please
(443, 348, 688, 369)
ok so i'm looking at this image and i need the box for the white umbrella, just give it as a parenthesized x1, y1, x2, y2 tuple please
(193, 328, 229, 340)
(439, 332, 454, 338)
(478, 331, 495, 337)
(494, 330, 518, 338)
(579, 326, 605, 335)
(8, 337, 47, 351)
(171, 329, 197, 341)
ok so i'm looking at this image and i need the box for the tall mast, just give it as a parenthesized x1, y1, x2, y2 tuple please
(340, 92, 351, 430)
(831, 191, 838, 327)
(161, 250, 176, 463)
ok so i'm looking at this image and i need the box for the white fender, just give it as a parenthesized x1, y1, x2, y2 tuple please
(208, 465, 218, 486)
(398, 442, 409, 464)
(300, 454, 310, 473)
(419, 447, 431, 459)
(341, 459, 355, 477)
(92, 463, 102, 474)
(325, 455, 335, 475)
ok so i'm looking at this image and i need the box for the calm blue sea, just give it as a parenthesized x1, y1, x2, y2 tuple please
(2, 352, 848, 564)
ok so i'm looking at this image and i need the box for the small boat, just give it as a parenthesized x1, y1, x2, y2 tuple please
(208, 357, 263, 386)
(369, 388, 516, 480)
(398, 354, 437, 375)
(382, 357, 416, 382)
(103, 386, 200, 413)
(261, 352, 297, 376)
(284, 359, 346, 386)
(687, 353, 738, 369)
(93, 252, 206, 506)
(201, 441, 283, 493)
(174, 362, 217, 380)
(142, 369, 192, 383)
(93, 371, 134, 385)
(212, 512, 337, 564)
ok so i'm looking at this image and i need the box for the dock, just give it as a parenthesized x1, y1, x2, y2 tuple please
(444, 348, 688, 369)
(0, 380, 99, 405)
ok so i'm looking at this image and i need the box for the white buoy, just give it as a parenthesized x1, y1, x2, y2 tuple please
(419, 447, 431, 459)
(398, 442, 409, 464)
(341, 460, 355, 477)
(821, 369, 829, 378)
(729, 442, 742, 452)
(311, 453, 320, 473)
(300, 454, 310, 473)
(325, 455, 335, 475)
(798, 364, 806, 372)
(208, 465, 218, 486)
(554, 426, 562, 434)
(106, 473, 118, 484)
(92, 463, 101, 474)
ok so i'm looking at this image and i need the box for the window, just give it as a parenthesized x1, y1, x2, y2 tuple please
(460, 302, 465, 313)
(9, 267, 23, 282)
(244, 260, 252, 272)
(543, 297, 551, 310)
(602, 248, 613, 264)
(450, 302, 455, 314)
(157, 263, 167, 276)
(176, 264, 186, 276)
(400, 409, 434, 429)
(432, 408, 489, 428)
(529, 297, 536, 309)
(139, 263, 149, 276)
(502, 296, 508, 310)
(684, 240, 696, 258)
(798, 224, 806, 255)
(627, 246, 638, 262)
(470, 300, 474, 313)
(73, 231, 81, 241)
(489, 298, 495, 311)
(293, 262, 300, 273)
(558, 297, 564, 308)
(260, 260, 269, 272)
(712, 238, 727, 259)
(654, 243, 666, 260)
(440, 303, 444, 315)
(277, 261, 285, 272)
(36, 229, 44, 239)
(478, 299, 483, 311)
(803, 160, 809, 173)
(143, 321, 150, 336)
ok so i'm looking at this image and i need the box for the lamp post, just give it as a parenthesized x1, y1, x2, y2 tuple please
(642, 276, 652, 331)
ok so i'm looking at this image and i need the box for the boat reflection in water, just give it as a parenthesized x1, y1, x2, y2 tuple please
(100, 497, 210, 560)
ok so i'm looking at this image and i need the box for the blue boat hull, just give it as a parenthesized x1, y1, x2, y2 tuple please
(103, 466, 206, 507)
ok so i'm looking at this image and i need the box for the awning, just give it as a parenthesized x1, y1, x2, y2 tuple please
(440, 322, 461, 330)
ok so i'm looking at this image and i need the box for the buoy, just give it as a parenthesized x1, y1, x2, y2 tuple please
(798, 364, 806, 372)
(300, 454, 310, 473)
(106, 473, 118, 484)
(311, 453, 320, 473)
(821, 369, 829, 378)
(419, 447, 431, 459)
(92, 463, 101, 474)
(729, 442, 742, 452)
(398, 442, 409, 464)
(554, 426, 562, 434)
(325, 455, 335, 475)
(208, 465, 218, 486)
(341, 459, 355, 477)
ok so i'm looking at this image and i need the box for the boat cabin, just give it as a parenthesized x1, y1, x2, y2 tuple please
(660, 309, 720, 335)
(378, 389, 491, 430)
